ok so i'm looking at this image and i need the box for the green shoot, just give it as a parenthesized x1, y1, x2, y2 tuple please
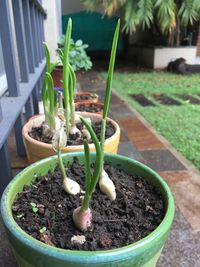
(52, 122, 81, 195)
(57, 48, 64, 64)
(100, 19, 120, 162)
(44, 43, 51, 73)
(42, 72, 57, 131)
(97, 20, 120, 201)
(30, 202, 38, 213)
(68, 63, 76, 128)
(72, 117, 102, 231)
(44, 43, 59, 73)
(81, 117, 102, 211)
(63, 18, 72, 137)
(39, 226, 47, 234)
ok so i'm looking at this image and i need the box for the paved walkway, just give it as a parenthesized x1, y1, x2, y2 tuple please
(1, 69, 200, 266)
(77, 70, 200, 267)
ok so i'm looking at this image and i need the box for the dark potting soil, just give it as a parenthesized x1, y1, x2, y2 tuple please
(75, 94, 97, 102)
(153, 93, 181, 105)
(129, 94, 156, 107)
(28, 120, 115, 146)
(12, 158, 165, 251)
(75, 103, 103, 113)
(176, 94, 200, 104)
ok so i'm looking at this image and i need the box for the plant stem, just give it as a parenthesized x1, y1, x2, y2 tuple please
(81, 140, 91, 211)
(100, 19, 120, 171)
(81, 193, 91, 212)
(100, 118, 106, 172)
(57, 150, 67, 180)
(63, 18, 72, 137)
(69, 67, 76, 128)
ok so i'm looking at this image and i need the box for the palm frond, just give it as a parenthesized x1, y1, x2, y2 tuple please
(178, 0, 200, 26)
(137, 0, 153, 29)
(154, 0, 176, 34)
(123, 1, 140, 33)
(82, 0, 102, 11)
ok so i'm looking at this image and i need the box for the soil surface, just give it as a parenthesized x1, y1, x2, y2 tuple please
(75, 103, 103, 113)
(75, 94, 97, 102)
(12, 158, 165, 251)
(29, 120, 115, 146)
(153, 93, 181, 105)
(130, 94, 156, 107)
(176, 94, 200, 104)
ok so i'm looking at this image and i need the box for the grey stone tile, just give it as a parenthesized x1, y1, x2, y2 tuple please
(110, 104, 134, 119)
(158, 208, 200, 267)
(118, 141, 143, 160)
(120, 128, 130, 142)
(140, 150, 186, 172)
(0, 218, 18, 267)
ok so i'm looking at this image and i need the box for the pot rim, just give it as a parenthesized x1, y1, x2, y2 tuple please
(22, 112, 120, 150)
(1, 152, 175, 263)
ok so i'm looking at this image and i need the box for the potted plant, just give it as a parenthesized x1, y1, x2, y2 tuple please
(1, 101, 175, 266)
(52, 35, 92, 87)
(22, 19, 120, 163)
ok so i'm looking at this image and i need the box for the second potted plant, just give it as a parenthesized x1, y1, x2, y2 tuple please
(22, 18, 120, 163)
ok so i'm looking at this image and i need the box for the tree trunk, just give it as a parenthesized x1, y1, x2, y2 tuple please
(196, 25, 200, 57)
(175, 17, 181, 46)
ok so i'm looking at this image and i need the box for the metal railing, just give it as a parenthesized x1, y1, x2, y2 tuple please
(0, 0, 46, 194)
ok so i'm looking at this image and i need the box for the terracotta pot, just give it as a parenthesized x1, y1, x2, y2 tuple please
(22, 113, 120, 163)
(1, 153, 175, 267)
(51, 66, 63, 87)
(75, 92, 99, 103)
(75, 102, 104, 114)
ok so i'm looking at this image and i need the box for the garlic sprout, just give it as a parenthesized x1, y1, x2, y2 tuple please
(52, 122, 81, 195)
(98, 19, 120, 201)
(72, 117, 102, 231)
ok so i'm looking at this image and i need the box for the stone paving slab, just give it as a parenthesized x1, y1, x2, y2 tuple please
(157, 208, 200, 267)
(0, 218, 17, 267)
(118, 141, 143, 160)
(140, 150, 186, 172)
(119, 117, 166, 150)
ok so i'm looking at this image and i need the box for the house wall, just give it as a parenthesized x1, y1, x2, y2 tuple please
(43, 0, 61, 62)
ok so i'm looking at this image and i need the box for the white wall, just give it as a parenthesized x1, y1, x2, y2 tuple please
(43, 0, 61, 62)
(131, 46, 197, 69)
(154, 47, 197, 68)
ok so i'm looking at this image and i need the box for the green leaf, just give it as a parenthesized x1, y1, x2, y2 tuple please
(76, 40, 83, 46)
(103, 19, 120, 119)
(44, 43, 51, 73)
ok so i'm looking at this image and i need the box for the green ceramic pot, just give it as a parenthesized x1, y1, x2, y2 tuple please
(1, 153, 175, 267)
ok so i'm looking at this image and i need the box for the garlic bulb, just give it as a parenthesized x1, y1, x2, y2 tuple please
(99, 170, 116, 201)
(72, 207, 92, 231)
(52, 122, 67, 151)
(63, 177, 81, 195)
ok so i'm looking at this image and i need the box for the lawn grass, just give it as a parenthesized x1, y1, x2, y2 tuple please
(101, 71, 200, 169)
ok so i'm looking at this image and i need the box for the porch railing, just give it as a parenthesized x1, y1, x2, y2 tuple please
(0, 0, 46, 194)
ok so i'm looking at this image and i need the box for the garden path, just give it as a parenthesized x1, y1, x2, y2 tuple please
(77, 69, 200, 267)
(1, 68, 200, 266)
